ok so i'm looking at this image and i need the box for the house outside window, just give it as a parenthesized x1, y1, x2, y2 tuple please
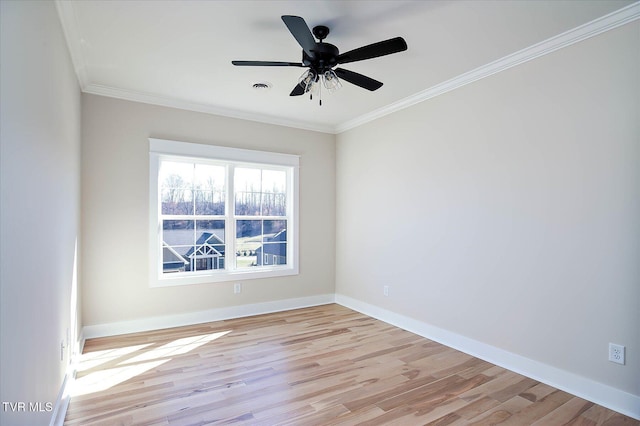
(149, 138, 299, 287)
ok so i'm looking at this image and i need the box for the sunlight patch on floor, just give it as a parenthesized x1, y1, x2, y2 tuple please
(75, 344, 153, 372)
(71, 359, 170, 396)
(71, 330, 232, 397)
(120, 330, 232, 365)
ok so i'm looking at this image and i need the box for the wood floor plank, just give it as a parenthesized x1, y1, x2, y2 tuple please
(453, 395, 502, 421)
(464, 395, 533, 425)
(531, 397, 594, 425)
(65, 304, 638, 425)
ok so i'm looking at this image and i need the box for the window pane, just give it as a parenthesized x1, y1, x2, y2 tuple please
(260, 243, 286, 265)
(234, 168, 287, 216)
(162, 220, 227, 273)
(264, 219, 286, 235)
(259, 220, 287, 266)
(193, 220, 226, 271)
(162, 244, 191, 273)
(160, 161, 194, 215)
(261, 170, 287, 216)
(196, 220, 225, 242)
(236, 220, 260, 268)
(236, 220, 287, 268)
(161, 189, 193, 215)
(162, 220, 194, 274)
(235, 168, 261, 215)
(194, 164, 225, 215)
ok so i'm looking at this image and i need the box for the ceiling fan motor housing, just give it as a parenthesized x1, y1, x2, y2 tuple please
(302, 43, 339, 72)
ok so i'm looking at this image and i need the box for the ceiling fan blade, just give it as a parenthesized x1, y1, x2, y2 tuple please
(281, 15, 316, 58)
(337, 37, 407, 65)
(335, 68, 383, 91)
(232, 60, 304, 67)
(289, 83, 305, 96)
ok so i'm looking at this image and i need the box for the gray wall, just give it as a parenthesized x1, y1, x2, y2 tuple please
(336, 21, 639, 398)
(81, 94, 335, 327)
(1, 2, 82, 425)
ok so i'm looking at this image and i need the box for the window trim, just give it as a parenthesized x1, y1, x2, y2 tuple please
(149, 138, 299, 287)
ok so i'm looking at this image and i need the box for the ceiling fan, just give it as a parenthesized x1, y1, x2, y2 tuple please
(232, 15, 407, 104)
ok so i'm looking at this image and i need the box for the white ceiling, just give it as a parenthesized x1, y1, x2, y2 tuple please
(56, 0, 635, 133)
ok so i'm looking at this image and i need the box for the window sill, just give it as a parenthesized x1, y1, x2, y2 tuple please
(150, 266, 299, 288)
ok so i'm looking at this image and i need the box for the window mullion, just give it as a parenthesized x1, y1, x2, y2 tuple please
(227, 164, 236, 271)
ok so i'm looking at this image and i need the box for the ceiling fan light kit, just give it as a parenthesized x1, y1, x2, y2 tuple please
(232, 15, 407, 105)
(298, 69, 318, 94)
(323, 70, 342, 93)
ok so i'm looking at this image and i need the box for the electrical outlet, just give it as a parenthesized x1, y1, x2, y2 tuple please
(608, 343, 625, 365)
(383, 285, 389, 296)
(234, 282, 242, 294)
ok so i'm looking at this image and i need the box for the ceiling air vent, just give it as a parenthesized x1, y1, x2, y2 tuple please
(252, 82, 272, 90)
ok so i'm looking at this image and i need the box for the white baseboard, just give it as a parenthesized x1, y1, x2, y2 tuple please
(49, 374, 70, 426)
(49, 333, 85, 426)
(82, 294, 335, 339)
(334, 294, 640, 421)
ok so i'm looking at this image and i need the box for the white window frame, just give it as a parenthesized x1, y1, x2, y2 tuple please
(149, 138, 299, 287)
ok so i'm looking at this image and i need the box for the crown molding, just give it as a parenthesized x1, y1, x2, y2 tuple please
(335, 1, 640, 134)
(83, 83, 336, 134)
(56, 1, 639, 135)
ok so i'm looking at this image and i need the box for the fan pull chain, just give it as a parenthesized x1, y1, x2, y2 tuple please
(307, 76, 323, 106)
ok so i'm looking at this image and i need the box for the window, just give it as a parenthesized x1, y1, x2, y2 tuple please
(149, 138, 299, 287)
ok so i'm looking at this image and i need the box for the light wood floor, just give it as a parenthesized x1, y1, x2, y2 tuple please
(65, 304, 638, 425)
